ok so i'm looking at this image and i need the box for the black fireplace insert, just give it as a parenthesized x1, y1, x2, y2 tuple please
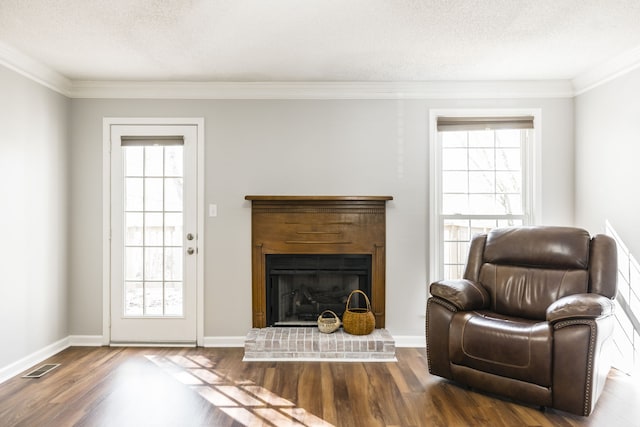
(265, 254, 372, 326)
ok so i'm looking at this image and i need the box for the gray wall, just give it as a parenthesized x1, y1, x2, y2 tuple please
(0, 65, 70, 368)
(575, 68, 640, 257)
(69, 96, 574, 339)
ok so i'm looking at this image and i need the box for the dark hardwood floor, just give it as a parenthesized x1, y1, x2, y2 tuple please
(0, 346, 637, 427)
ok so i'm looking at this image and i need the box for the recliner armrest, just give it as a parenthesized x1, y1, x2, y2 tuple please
(429, 279, 489, 311)
(546, 293, 614, 323)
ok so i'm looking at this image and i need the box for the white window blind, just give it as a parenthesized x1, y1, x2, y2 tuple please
(437, 116, 534, 132)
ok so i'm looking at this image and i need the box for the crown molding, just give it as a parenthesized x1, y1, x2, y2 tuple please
(0, 42, 574, 99)
(68, 79, 574, 99)
(0, 41, 72, 96)
(572, 45, 640, 96)
(8, 39, 626, 100)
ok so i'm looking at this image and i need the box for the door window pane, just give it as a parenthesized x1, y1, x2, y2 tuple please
(165, 282, 183, 316)
(125, 147, 144, 176)
(145, 178, 163, 212)
(125, 247, 143, 281)
(144, 213, 163, 246)
(125, 213, 143, 246)
(125, 282, 143, 316)
(164, 178, 183, 212)
(164, 248, 183, 281)
(122, 144, 185, 317)
(125, 178, 143, 211)
(144, 146, 164, 176)
(144, 247, 164, 281)
(145, 282, 163, 315)
(165, 213, 183, 246)
(165, 146, 183, 176)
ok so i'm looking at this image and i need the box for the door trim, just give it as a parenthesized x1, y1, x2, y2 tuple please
(102, 117, 205, 346)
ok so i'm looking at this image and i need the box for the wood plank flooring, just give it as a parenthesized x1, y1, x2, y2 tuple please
(0, 346, 637, 427)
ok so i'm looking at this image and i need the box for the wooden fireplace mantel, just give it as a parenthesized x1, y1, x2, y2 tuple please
(245, 195, 393, 328)
(245, 195, 393, 201)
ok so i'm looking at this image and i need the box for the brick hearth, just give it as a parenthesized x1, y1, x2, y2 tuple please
(243, 328, 396, 362)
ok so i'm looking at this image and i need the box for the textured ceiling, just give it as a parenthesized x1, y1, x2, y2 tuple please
(1, 0, 640, 82)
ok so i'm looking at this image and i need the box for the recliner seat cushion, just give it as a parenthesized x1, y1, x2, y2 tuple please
(449, 310, 553, 387)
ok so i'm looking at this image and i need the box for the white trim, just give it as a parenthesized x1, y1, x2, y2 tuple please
(3, 35, 640, 99)
(0, 44, 575, 100)
(0, 47, 578, 100)
(0, 337, 70, 385)
(203, 336, 246, 348)
(573, 45, 640, 95)
(428, 108, 542, 283)
(109, 342, 196, 348)
(428, 110, 441, 285)
(195, 120, 206, 347)
(68, 335, 104, 347)
(0, 41, 72, 96)
(102, 121, 112, 346)
(102, 117, 205, 346)
(392, 335, 427, 348)
(68, 80, 574, 99)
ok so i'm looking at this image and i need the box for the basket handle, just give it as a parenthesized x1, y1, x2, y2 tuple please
(318, 310, 339, 321)
(346, 290, 372, 311)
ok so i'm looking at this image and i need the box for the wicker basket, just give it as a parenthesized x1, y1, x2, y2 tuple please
(342, 290, 375, 335)
(317, 310, 341, 334)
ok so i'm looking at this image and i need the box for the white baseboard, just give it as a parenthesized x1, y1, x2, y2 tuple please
(392, 335, 426, 348)
(0, 336, 70, 385)
(68, 335, 104, 347)
(202, 336, 246, 347)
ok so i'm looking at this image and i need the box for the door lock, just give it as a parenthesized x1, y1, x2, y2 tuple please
(186, 233, 195, 241)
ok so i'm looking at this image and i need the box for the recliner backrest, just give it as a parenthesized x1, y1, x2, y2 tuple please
(464, 226, 602, 320)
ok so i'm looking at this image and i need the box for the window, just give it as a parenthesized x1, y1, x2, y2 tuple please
(606, 221, 640, 376)
(429, 111, 539, 281)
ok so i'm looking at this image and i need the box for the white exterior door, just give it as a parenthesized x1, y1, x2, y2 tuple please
(108, 123, 199, 344)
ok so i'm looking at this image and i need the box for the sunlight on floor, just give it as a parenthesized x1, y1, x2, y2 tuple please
(146, 355, 334, 427)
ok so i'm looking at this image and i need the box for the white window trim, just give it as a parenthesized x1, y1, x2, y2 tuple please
(428, 108, 542, 283)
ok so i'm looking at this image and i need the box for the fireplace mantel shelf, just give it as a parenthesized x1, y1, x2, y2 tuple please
(245, 195, 393, 201)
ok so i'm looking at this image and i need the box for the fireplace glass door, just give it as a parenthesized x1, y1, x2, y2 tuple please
(265, 254, 372, 326)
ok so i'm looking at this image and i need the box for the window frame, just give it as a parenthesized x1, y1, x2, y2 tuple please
(428, 108, 542, 283)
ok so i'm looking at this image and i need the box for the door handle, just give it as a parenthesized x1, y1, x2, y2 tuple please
(187, 247, 195, 255)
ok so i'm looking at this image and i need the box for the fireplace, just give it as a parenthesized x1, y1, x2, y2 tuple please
(266, 253, 371, 326)
(245, 195, 392, 328)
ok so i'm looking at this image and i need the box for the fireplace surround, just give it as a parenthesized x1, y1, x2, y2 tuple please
(245, 195, 392, 328)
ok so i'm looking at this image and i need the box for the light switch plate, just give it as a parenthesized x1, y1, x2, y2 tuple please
(209, 204, 217, 217)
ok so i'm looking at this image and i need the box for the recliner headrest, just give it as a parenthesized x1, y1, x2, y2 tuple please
(483, 226, 590, 270)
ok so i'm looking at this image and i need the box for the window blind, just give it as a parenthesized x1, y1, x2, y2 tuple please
(120, 135, 184, 146)
(436, 116, 534, 132)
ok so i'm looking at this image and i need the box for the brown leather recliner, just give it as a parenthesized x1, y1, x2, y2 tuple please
(426, 226, 617, 416)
